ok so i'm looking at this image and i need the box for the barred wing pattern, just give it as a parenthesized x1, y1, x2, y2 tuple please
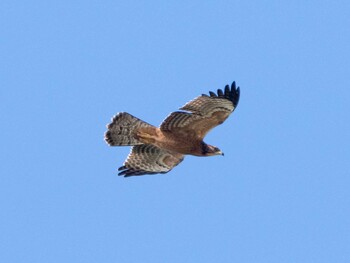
(181, 82, 239, 114)
(160, 82, 240, 139)
(118, 144, 184, 177)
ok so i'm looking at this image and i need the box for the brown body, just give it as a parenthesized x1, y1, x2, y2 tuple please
(135, 127, 204, 156)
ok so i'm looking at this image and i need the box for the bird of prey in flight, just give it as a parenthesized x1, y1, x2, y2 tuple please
(105, 81, 240, 177)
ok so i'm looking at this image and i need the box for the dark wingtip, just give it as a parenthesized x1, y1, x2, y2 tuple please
(231, 81, 236, 89)
(209, 91, 217, 97)
(117, 166, 126, 176)
(117, 165, 161, 177)
(217, 89, 224, 96)
(207, 81, 240, 108)
(232, 83, 240, 108)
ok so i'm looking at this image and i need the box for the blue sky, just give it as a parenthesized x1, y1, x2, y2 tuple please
(1, 1, 350, 262)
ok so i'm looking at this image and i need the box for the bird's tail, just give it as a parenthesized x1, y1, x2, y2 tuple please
(105, 112, 155, 146)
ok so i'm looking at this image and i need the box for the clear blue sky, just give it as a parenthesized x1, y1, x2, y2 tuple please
(1, 1, 349, 262)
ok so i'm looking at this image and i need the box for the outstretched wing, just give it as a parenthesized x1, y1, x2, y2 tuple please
(118, 144, 184, 177)
(160, 81, 240, 139)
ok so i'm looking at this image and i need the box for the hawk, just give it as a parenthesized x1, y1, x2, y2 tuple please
(105, 81, 240, 177)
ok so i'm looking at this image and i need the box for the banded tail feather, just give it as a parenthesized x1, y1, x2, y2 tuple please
(105, 112, 154, 146)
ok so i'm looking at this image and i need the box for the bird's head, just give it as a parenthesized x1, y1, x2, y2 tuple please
(202, 143, 224, 156)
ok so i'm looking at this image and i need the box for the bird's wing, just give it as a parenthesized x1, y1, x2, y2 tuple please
(160, 81, 240, 139)
(118, 144, 184, 177)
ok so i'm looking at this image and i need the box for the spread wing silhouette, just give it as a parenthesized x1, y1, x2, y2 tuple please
(160, 82, 240, 139)
(118, 144, 184, 177)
